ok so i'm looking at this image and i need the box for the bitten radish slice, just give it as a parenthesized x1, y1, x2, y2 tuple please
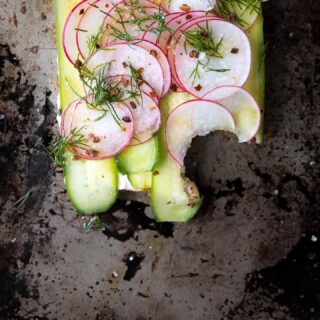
(63, 0, 99, 64)
(173, 19, 251, 98)
(203, 86, 261, 142)
(164, 0, 217, 13)
(61, 99, 82, 136)
(166, 99, 235, 166)
(134, 39, 171, 95)
(76, 0, 120, 59)
(69, 99, 134, 159)
(86, 44, 165, 97)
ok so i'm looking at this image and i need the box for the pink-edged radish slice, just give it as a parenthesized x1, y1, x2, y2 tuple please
(103, 75, 161, 144)
(144, 11, 216, 51)
(166, 15, 222, 88)
(173, 19, 251, 98)
(166, 99, 235, 166)
(60, 99, 82, 136)
(134, 39, 171, 95)
(128, 92, 161, 146)
(105, 75, 161, 145)
(63, 0, 99, 64)
(164, 0, 216, 13)
(142, 11, 185, 44)
(103, 4, 165, 45)
(68, 98, 134, 159)
(203, 86, 261, 142)
(76, 0, 120, 59)
(86, 44, 165, 97)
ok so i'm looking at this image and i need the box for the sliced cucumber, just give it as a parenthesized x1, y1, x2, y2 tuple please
(128, 172, 152, 190)
(117, 137, 159, 190)
(65, 152, 118, 214)
(117, 137, 159, 174)
(151, 93, 202, 222)
(55, 0, 118, 214)
(244, 15, 265, 143)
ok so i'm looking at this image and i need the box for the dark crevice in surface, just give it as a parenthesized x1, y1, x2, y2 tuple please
(123, 252, 145, 281)
(101, 200, 174, 242)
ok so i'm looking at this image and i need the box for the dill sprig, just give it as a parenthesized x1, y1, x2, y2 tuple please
(75, 59, 142, 124)
(129, 9, 172, 42)
(101, 0, 172, 43)
(12, 191, 32, 209)
(189, 59, 230, 85)
(82, 214, 106, 233)
(86, 28, 105, 57)
(49, 127, 87, 168)
(214, 0, 266, 26)
(181, 23, 224, 58)
(180, 22, 229, 84)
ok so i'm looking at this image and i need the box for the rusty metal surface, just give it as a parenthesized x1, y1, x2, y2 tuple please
(0, 0, 320, 319)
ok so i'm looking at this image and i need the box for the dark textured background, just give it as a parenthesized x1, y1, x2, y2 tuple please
(0, 0, 320, 319)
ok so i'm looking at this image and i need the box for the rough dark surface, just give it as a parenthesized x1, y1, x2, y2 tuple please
(0, 0, 320, 319)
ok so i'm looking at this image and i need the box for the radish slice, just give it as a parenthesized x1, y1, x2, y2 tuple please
(166, 99, 235, 166)
(128, 91, 161, 146)
(164, 0, 217, 13)
(165, 15, 221, 89)
(69, 98, 134, 159)
(104, 75, 161, 145)
(203, 86, 261, 142)
(63, 0, 99, 64)
(145, 11, 218, 51)
(134, 39, 171, 95)
(86, 44, 165, 97)
(142, 11, 185, 44)
(82, 74, 160, 146)
(61, 99, 82, 136)
(76, 0, 120, 59)
(173, 19, 251, 98)
(103, 3, 165, 45)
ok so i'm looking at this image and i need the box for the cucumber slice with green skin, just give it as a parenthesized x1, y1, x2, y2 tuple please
(151, 93, 202, 222)
(244, 15, 265, 143)
(55, 0, 118, 215)
(128, 172, 153, 190)
(65, 152, 118, 214)
(117, 137, 159, 174)
(117, 137, 159, 190)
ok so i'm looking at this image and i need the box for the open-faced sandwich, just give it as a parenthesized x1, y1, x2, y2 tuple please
(53, 0, 265, 223)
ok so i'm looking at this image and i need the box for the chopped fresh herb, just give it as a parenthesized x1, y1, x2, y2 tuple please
(182, 22, 230, 84)
(206, 67, 231, 72)
(49, 127, 87, 168)
(75, 28, 88, 32)
(86, 28, 105, 57)
(12, 191, 32, 209)
(181, 22, 224, 58)
(189, 60, 230, 84)
(82, 214, 106, 233)
(100, 0, 172, 43)
(214, 0, 267, 26)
